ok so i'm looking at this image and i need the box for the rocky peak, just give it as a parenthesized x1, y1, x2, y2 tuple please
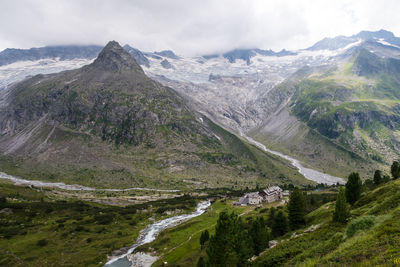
(91, 41, 144, 73)
(356, 29, 395, 40)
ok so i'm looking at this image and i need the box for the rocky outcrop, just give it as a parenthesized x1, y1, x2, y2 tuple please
(161, 59, 174, 69)
(123, 45, 150, 67)
(0, 41, 215, 147)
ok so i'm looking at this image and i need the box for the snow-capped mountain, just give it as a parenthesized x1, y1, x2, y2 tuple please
(2, 30, 400, 133)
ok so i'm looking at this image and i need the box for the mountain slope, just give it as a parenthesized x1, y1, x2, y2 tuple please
(255, 179, 400, 266)
(0, 41, 304, 189)
(307, 29, 400, 51)
(252, 41, 400, 178)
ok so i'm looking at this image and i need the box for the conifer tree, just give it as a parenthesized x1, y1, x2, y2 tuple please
(249, 217, 270, 255)
(207, 212, 253, 266)
(267, 207, 276, 228)
(345, 172, 362, 205)
(272, 210, 288, 237)
(373, 170, 382, 185)
(200, 230, 210, 249)
(333, 187, 350, 223)
(288, 187, 306, 229)
(391, 161, 400, 179)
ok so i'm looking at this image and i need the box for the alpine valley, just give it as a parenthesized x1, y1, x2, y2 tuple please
(1, 29, 400, 267)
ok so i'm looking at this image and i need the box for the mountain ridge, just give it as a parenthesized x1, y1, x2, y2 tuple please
(0, 41, 304, 189)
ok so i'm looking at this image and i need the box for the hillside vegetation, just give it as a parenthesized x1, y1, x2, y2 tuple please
(255, 179, 400, 266)
(253, 48, 400, 178)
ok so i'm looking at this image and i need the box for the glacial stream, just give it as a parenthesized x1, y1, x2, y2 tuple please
(104, 201, 211, 267)
(0, 171, 179, 192)
(243, 135, 346, 185)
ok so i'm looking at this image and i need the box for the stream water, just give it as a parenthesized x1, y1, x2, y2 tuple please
(0, 171, 179, 192)
(243, 135, 346, 185)
(104, 201, 211, 267)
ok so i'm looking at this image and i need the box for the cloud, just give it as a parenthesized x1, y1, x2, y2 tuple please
(0, 0, 399, 56)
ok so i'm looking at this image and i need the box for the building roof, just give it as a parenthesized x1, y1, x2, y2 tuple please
(260, 186, 282, 196)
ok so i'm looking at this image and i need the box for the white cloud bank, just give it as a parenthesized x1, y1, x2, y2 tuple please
(0, 0, 399, 56)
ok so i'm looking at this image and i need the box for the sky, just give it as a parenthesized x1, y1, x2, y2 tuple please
(0, 0, 400, 56)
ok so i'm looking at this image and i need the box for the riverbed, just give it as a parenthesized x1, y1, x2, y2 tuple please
(104, 201, 211, 267)
(0, 171, 179, 192)
(243, 135, 345, 185)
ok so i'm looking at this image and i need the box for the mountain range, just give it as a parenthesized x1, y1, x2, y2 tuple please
(1, 29, 400, 187)
(0, 41, 301, 189)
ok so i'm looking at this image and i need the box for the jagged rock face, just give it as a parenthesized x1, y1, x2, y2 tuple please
(123, 45, 150, 67)
(90, 41, 144, 73)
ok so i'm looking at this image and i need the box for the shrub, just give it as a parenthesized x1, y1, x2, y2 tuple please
(94, 214, 113, 225)
(3, 227, 21, 239)
(75, 225, 85, 232)
(37, 239, 48, 247)
(346, 215, 376, 238)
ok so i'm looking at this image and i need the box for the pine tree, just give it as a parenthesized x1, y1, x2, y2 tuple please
(373, 170, 382, 185)
(333, 187, 350, 223)
(207, 212, 237, 266)
(272, 210, 288, 237)
(267, 207, 276, 228)
(345, 172, 362, 205)
(207, 212, 253, 266)
(200, 230, 208, 249)
(288, 187, 306, 229)
(204, 229, 209, 242)
(391, 161, 400, 179)
(249, 217, 270, 255)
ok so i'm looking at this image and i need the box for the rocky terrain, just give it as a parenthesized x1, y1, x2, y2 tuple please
(1, 29, 400, 181)
(0, 41, 302, 189)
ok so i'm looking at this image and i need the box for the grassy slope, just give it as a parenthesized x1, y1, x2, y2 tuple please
(254, 60, 400, 179)
(255, 179, 400, 266)
(137, 199, 285, 266)
(295, 62, 400, 164)
(0, 117, 308, 190)
(252, 126, 373, 179)
(0, 181, 199, 267)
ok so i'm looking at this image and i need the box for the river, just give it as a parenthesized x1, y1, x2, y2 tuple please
(242, 135, 345, 185)
(104, 200, 211, 267)
(0, 171, 179, 192)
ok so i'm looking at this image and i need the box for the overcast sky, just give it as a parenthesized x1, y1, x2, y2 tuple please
(0, 0, 399, 56)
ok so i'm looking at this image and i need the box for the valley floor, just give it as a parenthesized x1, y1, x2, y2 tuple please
(1, 173, 400, 266)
